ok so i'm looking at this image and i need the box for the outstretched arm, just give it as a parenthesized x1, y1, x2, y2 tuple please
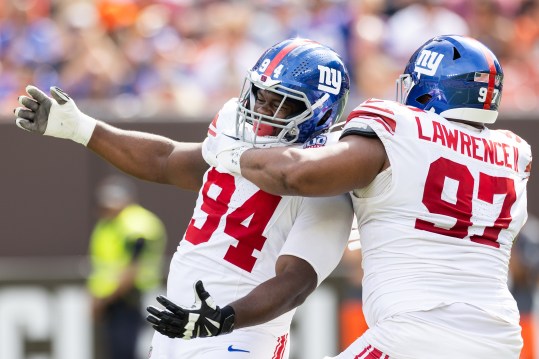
(15, 86, 207, 191)
(88, 123, 206, 191)
(238, 135, 388, 196)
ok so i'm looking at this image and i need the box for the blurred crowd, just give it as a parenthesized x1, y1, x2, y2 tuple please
(1, 0, 538, 121)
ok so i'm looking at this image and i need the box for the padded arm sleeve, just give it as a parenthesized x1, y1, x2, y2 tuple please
(279, 194, 354, 286)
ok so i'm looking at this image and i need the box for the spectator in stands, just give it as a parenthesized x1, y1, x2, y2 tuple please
(1, 0, 538, 119)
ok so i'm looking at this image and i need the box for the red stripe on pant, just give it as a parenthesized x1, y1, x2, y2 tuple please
(354, 345, 389, 359)
(272, 334, 288, 359)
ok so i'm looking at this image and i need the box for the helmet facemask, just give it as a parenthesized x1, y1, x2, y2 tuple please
(396, 73, 414, 106)
(235, 71, 313, 146)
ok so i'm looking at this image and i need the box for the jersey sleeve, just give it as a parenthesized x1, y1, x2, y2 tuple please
(279, 194, 353, 286)
(342, 98, 401, 139)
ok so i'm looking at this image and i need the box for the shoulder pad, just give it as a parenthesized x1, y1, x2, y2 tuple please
(346, 98, 409, 123)
(346, 99, 397, 134)
(345, 98, 425, 135)
(207, 98, 238, 137)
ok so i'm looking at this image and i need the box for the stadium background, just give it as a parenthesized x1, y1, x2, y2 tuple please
(1, 0, 538, 358)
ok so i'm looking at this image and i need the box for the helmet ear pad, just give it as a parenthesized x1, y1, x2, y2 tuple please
(415, 94, 433, 106)
(317, 110, 332, 127)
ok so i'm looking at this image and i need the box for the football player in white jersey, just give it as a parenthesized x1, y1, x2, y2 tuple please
(207, 35, 532, 358)
(13, 38, 353, 358)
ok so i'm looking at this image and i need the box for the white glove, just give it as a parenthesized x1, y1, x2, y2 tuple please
(15, 85, 97, 146)
(202, 131, 251, 175)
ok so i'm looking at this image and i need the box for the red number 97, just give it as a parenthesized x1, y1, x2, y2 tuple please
(415, 157, 516, 248)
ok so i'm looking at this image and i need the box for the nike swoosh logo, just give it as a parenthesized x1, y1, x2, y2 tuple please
(227, 345, 250, 353)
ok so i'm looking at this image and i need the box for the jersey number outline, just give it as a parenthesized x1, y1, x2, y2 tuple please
(184, 169, 281, 272)
(415, 157, 516, 248)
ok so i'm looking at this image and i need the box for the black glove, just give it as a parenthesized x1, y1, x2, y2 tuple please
(146, 280, 235, 339)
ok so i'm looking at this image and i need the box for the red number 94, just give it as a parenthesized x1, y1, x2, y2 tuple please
(184, 169, 282, 271)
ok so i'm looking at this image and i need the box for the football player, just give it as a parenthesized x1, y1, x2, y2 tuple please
(14, 38, 353, 358)
(208, 35, 532, 358)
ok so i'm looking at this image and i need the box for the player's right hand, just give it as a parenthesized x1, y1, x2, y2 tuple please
(14, 85, 97, 146)
(146, 280, 235, 340)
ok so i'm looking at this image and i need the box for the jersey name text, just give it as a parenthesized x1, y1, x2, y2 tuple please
(415, 116, 519, 171)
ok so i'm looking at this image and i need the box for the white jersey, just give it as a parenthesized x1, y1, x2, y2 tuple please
(154, 99, 353, 358)
(342, 99, 531, 356)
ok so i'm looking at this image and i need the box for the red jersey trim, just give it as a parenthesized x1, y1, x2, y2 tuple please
(272, 334, 288, 359)
(207, 114, 219, 137)
(354, 344, 390, 359)
(347, 111, 397, 135)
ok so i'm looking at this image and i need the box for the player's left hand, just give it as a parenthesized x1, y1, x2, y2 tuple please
(146, 280, 236, 340)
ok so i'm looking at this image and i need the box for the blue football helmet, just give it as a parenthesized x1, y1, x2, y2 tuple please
(397, 35, 503, 124)
(236, 38, 350, 145)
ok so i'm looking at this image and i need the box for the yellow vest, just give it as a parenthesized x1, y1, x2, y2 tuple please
(87, 204, 166, 298)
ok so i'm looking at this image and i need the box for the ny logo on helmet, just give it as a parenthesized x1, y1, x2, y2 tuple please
(414, 50, 444, 77)
(318, 65, 342, 95)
